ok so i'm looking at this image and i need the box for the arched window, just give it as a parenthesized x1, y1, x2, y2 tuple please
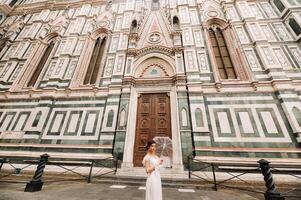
(130, 20, 138, 33)
(173, 16, 180, 30)
(84, 37, 107, 85)
(209, 27, 237, 79)
(27, 39, 56, 87)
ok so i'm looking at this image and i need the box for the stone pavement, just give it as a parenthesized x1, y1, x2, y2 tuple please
(0, 181, 263, 200)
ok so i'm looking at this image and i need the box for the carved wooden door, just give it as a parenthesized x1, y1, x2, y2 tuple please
(133, 93, 171, 167)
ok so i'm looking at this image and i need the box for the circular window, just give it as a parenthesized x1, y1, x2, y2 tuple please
(148, 32, 161, 44)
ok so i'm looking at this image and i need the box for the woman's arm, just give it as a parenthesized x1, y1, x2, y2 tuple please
(145, 160, 155, 174)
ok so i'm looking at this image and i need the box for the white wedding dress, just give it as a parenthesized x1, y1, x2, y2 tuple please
(142, 154, 162, 200)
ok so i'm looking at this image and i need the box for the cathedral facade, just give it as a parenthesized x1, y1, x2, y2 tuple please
(0, 0, 300, 170)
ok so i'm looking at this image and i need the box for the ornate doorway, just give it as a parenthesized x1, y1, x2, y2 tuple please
(133, 93, 172, 167)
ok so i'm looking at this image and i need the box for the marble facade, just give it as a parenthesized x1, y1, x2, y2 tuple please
(0, 0, 300, 171)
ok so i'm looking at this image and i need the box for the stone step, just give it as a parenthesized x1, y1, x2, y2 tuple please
(117, 166, 187, 179)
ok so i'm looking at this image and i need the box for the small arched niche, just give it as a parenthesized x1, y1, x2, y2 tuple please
(130, 20, 138, 33)
(173, 16, 180, 30)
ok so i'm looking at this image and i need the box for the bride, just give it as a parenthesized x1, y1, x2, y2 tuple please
(142, 140, 163, 200)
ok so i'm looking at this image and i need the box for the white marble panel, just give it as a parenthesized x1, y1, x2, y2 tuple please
(239, 112, 254, 134)
(259, 112, 277, 134)
(0, 114, 13, 131)
(217, 112, 231, 134)
(209, 104, 291, 143)
(14, 114, 27, 131)
(85, 113, 97, 133)
(51, 114, 64, 132)
(67, 114, 80, 133)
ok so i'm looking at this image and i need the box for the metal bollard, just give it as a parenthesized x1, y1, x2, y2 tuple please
(258, 159, 285, 200)
(87, 160, 94, 183)
(187, 156, 191, 179)
(24, 154, 50, 192)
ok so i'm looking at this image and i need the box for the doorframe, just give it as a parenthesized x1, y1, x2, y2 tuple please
(121, 85, 183, 169)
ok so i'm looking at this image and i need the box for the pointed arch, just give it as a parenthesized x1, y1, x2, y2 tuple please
(292, 107, 301, 127)
(205, 17, 251, 81)
(209, 27, 236, 79)
(134, 54, 175, 78)
(84, 36, 107, 84)
(172, 16, 180, 30)
(131, 20, 138, 33)
(181, 108, 188, 127)
(90, 28, 110, 39)
(27, 34, 58, 87)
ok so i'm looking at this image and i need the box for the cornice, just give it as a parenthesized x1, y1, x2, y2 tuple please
(2, 86, 109, 100)
(10, 0, 108, 15)
(1, 79, 301, 100)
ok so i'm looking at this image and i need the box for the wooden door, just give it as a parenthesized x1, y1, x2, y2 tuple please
(133, 93, 172, 167)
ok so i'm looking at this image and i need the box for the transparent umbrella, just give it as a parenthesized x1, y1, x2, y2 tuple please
(153, 136, 173, 167)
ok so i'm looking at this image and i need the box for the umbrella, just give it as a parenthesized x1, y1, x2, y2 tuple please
(153, 136, 173, 167)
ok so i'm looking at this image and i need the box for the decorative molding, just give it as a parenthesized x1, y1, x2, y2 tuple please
(132, 45, 175, 59)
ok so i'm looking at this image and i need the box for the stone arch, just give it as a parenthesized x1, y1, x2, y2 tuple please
(84, 35, 107, 85)
(26, 33, 58, 87)
(133, 53, 175, 78)
(204, 18, 252, 82)
(140, 64, 169, 78)
(69, 27, 111, 87)
(90, 27, 110, 39)
(131, 20, 138, 33)
(172, 16, 180, 31)
(205, 17, 229, 30)
(42, 32, 59, 43)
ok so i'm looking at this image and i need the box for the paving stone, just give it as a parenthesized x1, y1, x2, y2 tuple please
(0, 182, 264, 200)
